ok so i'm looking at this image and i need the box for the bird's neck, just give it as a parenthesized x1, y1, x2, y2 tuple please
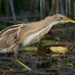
(20, 17, 54, 38)
(19, 17, 55, 44)
(30, 17, 53, 30)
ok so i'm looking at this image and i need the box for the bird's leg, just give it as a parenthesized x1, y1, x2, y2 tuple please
(14, 46, 19, 59)
(13, 45, 32, 71)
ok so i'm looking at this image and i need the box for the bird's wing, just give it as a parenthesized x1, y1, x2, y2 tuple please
(0, 25, 19, 35)
(0, 24, 24, 49)
(0, 24, 25, 37)
(0, 31, 18, 49)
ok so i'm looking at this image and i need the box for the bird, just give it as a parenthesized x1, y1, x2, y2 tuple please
(0, 14, 75, 71)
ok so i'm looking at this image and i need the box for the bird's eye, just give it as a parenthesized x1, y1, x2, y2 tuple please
(60, 17, 63, 20)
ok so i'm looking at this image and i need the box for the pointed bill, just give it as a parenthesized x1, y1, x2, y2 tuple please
(62, 17, 75, 23)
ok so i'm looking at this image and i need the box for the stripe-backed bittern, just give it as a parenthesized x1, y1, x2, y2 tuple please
(0, 14, 75, 71)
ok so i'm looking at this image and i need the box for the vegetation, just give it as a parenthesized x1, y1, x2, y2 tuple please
(0, 0, 75, 75)
(0, 0, 75, 30)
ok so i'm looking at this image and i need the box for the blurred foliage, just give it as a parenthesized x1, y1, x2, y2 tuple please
(0, 0, 75, 30)
(0, 0, 74, 18)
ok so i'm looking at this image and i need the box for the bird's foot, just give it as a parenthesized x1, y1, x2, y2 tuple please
(13, 52, 32, 71)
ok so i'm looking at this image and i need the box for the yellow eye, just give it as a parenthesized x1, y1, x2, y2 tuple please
(60, 17, 63, 20)
(61, 17, 75, 23)
(61, 17, 67, 21)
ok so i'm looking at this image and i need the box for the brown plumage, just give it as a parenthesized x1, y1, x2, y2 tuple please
(0, 14, 75, 70)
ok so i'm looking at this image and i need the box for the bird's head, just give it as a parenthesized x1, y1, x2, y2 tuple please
(45, 14, 75, 26)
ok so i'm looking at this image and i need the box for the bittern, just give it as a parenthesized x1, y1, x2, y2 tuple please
(0, 14, 75, 71)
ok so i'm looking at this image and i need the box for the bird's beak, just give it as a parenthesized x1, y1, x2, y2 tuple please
(62, 17, 75, 23)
